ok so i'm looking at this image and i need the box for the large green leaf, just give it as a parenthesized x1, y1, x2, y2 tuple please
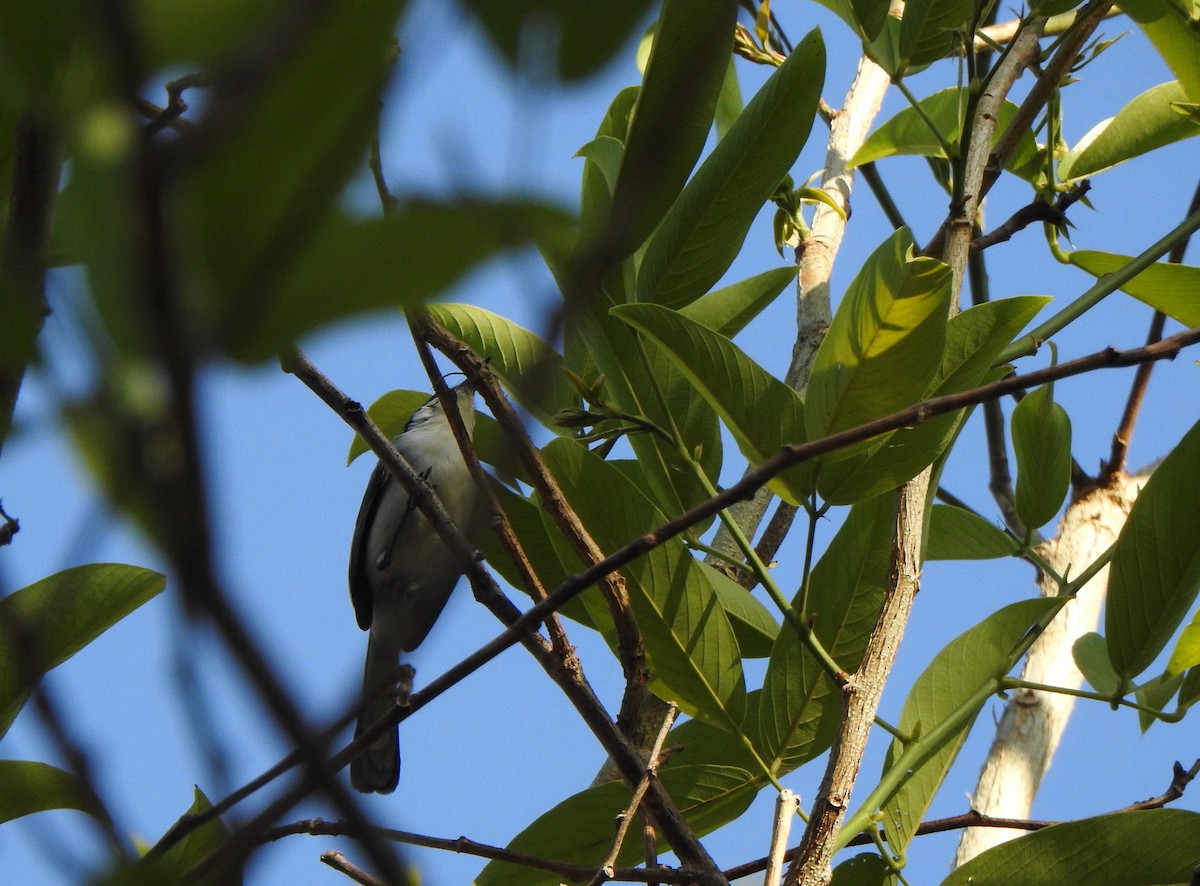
(600, 0, 739, 263)
(1011, 383, 1073, 532)
(225, 201, 574, 361)
(611, 302, 812, 504)
(1106, 418, 1200, 682)
(679, 267, 796, 338)
(132, 0, 283, 71)
(806, 228, 951, 473)
(852, 87, 1041, 181)
(758, 494, 895, 772)
(1059, 81, 1200, 180)
(1119, 0, 1200, 103)
(0, 564, 166, 738)
(635, 30, 826, 309)
(0, 761, 100, 824)
(815, 296, 1047, 504)
(897, 0, 973, 69)
(426, 302, 578, 427)
(877, 598, 1064, 854)
(177, 0, 405, 335)
(542, 439, 746, 728)
(475, 764, 755, 886)
(565, 300, 724, 523)
(925, 505, 1020, 560)
(578, 88, 639, 246)
(942, 809, 1200, 885)
(1068, 250, 1200, 325)
(700, 563, 780, 659)
(469, 0, 655, 81)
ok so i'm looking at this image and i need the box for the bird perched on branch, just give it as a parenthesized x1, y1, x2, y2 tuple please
(347, 381, 477, 793)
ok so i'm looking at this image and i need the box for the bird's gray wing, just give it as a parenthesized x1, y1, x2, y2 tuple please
(348, 460, 399, 630)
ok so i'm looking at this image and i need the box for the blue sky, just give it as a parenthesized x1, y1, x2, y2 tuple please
(3, 1, 1199, 884)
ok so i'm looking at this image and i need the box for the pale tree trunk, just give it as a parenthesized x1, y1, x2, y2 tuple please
(954, 470, 1150, 865)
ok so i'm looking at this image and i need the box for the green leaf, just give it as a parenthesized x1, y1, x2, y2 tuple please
(611, 302, 812, 504)
(144, 787, 240, 886)
(806, 228, 951, 470)
(943, 809, 1200, 885)
(132, 0, 284, 71)
(714, 55, 744, 139)
(925, 505, 1020, 560)
(0, 564, 166, 738)
(426, 302, 578, 427)
(898, 0, 973, 69)
(831, 853, 892, 886)
(600, 0, 740, 263)
(815, 296, 1047, 505)
(678, 267, 796, 338)
(543, 439, 747, 728)
(578, 88, 639, 245)
(1059, 81, 1200, 180)
(469, 0, 655, 81)
(565, 301, 724, 523)
(636, 30, 826, 309)
(0, 761, 100, 824)
(1134, 670, 1185, 731)
(1166, 608, 1200, 674)
(475, 764, 755, 886)
(1068, 250, 1200, 325)
(177, 0, 405, 329)
(700, 563, 779, 659)
(1072, 632, 1121, 695)
(346, 389, 430, 464)
(1119, 0, 1200, 103)
(879, 598, 1064, 855)
(225, 201, 574, 361)
(851, 88, 1042, 181)
(759, 494, 896, 772)
(1011, 384, 1073, 532)
(1106, 419, 1200, 682)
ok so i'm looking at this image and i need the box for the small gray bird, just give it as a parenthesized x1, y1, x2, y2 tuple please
(348, 382, 477, 793)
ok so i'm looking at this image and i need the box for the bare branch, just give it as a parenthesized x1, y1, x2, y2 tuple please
(320, 851, 388, 886)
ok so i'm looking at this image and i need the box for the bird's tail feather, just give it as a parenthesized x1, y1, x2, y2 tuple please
(350, 638, 400, 794)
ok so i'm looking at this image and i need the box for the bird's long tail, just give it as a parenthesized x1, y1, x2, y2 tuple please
(350, 637, 400, 794)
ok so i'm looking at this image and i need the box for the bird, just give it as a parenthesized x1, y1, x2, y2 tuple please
(347, 381, 477, 793)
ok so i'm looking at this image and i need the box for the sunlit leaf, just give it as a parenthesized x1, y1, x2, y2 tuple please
(807, 228, 951, 482)
(1166, 608, 1200, 674)
(700, 563, 780, 658)
(943, 809, 1200, 885)
(0, 564, 165, 738)
(636, 29, 825, 308)
(1011, 384, 1073, 532)
(1059, 81, 1200, 180)
(1068, 250, 1200, 325)
(925, 505, 1020, 560)
(612, 302, 812, 503)
(1106, 419, 1200, 682)
(852, 88, 1041, 180)
(1134, 670, 1184, 731)
(1119, 0, 1200, 103)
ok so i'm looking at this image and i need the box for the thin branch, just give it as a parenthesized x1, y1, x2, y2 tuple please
(143, 72, 209, 136)
(269, 819, 701, 884)
(589, 704, 680, 885)
(320, 851, 388, 886)
(970, 183, 1091, 254)
(1102, 177, 1200, 480)
(765, 790, 801, 886)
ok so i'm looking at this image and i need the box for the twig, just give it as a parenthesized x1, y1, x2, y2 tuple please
(765, 790, 800, 886)
(320, 851, 388, 886)
(970, 183, 1091, 253)
(1124, 759, 1200, 812)
(1102, 178, 1200, 480)
(269, 819, 698, 883)
(589, 704, 680, 885)
(143, 72, 209, 136)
